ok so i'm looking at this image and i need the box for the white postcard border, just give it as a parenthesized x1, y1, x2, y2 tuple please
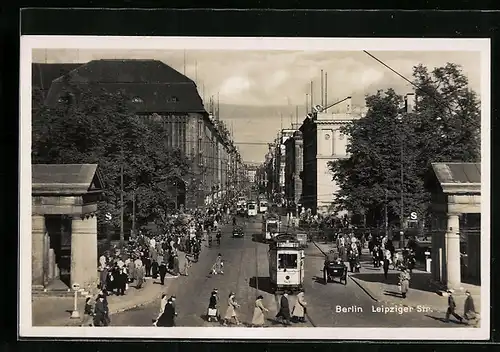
(19, 36, 491, 340)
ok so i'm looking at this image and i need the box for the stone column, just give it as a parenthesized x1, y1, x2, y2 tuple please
(48, 248, 55, 281)
(446, 213, 462, 290)
(32, 215, 46, 287)
(71, 214, 98, 291)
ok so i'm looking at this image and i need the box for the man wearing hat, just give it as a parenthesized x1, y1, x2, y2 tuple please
(276, 291, 291, 326)
(93, 294, 108, 327)
(445, 289, 463, 323)
(464, 290, 478, 324)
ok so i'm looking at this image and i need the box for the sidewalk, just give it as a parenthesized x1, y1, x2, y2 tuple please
(348, 262, 481, 317)
(31, 224, 225, 327)
(350, 271, 481, 316)
(32, 273, 178, 327)
(309, 240, 481, 317)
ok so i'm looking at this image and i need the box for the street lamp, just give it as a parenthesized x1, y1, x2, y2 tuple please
(397, 114, 405, 250)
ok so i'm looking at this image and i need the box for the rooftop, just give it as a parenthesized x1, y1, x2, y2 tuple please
(431, 162, 481, 185)
(32, 164, 104, 195)
(430, 162, 481, 194)
(32, 63, 83, 93)
(44, 59, 205, 114)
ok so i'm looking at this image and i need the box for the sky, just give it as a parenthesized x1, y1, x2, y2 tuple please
(32, 49, 481, 163)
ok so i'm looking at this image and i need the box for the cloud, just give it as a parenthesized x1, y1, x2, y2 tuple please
(32, 48, 482, 162)
(219, 76, 252, 99)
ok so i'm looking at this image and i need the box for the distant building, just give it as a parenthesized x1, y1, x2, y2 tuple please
(272, 129, 295, 204)
(247, 165, 258, 184)
(35, 59, 243, 209)
(284, 126, 304, 213)
(300, 97, 362, 214)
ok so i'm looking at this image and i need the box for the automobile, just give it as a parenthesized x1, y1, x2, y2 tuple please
(232, 225, 244, 238)
(323, 259, 348, 285)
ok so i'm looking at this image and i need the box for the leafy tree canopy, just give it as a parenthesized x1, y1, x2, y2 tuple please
(32, 78, 192, 234)
(328, 63, 480, 228)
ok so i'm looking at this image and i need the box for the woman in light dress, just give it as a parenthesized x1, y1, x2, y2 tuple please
(251, 295, 269, 327)
(291, 288, 308, 323)
(223, 292, 241, 326)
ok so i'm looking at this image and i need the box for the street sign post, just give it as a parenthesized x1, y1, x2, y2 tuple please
(70, 283, 81, 319)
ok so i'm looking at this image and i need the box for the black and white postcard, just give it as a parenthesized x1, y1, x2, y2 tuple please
(19, 36, 490, 340)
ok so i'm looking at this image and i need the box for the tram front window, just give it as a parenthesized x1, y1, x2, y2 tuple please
(267, 223, 278, 233)
(278, 254, 297, 269)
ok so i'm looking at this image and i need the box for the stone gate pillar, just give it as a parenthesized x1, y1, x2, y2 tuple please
(71, 214, 98, 292)
(446, 213, 461, 290)
(32, 215, 46, 287)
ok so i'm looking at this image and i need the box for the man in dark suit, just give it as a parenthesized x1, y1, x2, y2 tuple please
(276, 292, 291, 326)
(445, 290, 463, 323)
(159, 262, 167, 285)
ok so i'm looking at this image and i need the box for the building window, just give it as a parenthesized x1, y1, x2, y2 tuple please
(132, 97, 143, 103)
(57, 92, 74, 104)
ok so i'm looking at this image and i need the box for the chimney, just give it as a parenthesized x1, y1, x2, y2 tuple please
(346, 96, 352, 114)
(405, 93, 416, 113)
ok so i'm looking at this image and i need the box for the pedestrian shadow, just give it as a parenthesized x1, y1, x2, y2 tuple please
(383, 290, 403, 298)
(266, 317, 286, 326)
(199, 314, 223, 324)
(249, 276, 274, 294)
(351, 272, 438, 294)
(424, 314, 468, 325)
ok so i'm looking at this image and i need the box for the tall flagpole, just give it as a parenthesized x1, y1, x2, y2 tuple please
(321, 69, 324, 106)
(120, 146, 124, 248)
(310, 81, 313, 110)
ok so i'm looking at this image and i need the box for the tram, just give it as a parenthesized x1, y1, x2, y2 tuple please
(258, 200, 268, 213)
(268, 234, 305, 294)
(247, 201, 258, 217)
(262, 214, 281, 240)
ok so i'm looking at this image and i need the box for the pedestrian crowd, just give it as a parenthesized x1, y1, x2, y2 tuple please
(201, 287, 308, 328)
(81, 203, 231, 327)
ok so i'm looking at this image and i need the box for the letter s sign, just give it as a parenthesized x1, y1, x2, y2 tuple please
(410, 212, 418, 220)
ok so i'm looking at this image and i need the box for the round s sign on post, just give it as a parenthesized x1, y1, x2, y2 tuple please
(410, 212, 418, 220)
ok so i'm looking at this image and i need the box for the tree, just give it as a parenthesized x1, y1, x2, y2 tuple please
(412, 62, 481, 169)
(329, 63, 480, 228)
(32, 77, 191, 238)
(329, 89, 424, 228)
